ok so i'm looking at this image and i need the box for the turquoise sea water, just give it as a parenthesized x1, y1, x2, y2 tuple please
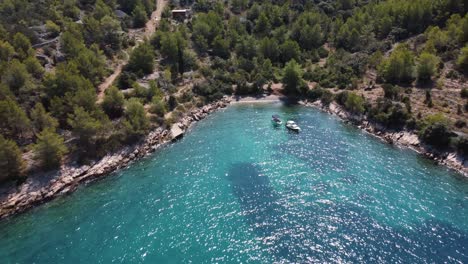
(0, 103, 467, 263)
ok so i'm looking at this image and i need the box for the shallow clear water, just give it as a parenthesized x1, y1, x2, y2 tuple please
(0, 103, 467, 263)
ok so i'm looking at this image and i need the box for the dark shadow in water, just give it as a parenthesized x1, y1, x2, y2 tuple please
(227, 163, 281, 235)
(227, 163, 317, 261)
(227, 163, 468, 263)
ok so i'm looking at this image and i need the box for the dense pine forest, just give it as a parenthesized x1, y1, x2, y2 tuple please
(0, 0, 467, 183)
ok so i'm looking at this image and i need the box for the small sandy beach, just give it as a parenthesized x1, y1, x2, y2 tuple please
(230, 94, 285, 104)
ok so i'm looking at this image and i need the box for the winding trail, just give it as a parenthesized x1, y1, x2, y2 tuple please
(97, 0, 168, 102)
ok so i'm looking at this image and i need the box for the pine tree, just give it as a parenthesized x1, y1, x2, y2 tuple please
(378, 44, 415, 84)
(255, 13, 271, 37)
(24, 56, 45, 79)
(417, 52, 440, 82)
(299, 24, 323, 50)
(160, 32, 183, 63)
(457, 45, 468, 74)
(0, 98, 31, 139)
(150, 97, 167, 117)
(123, 98, 150, 140)
(68, 107, 108, 157)
(0, 40, 14, 61)
(127, 42, 154, 76)
(280, 40, 301, 64)
(0, 135, 25, 182)
(259, 37, 279, 63)
(132, 0, 148, 28)
(102, 86, 125, 118)
(212, 35, 230, 59)
(2, 59, 33, 94)
(12, 33, 33, 60)
(30, 102, 59, 134)
(282, 59, 305, 94)
(33, 128, 67, 170)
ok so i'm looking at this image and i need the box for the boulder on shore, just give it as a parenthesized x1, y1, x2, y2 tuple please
(170, 124, 184, 140)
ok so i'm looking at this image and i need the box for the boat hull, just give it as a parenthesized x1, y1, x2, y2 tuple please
(272, 120, 282, 125)
(286, 125, 300, 132)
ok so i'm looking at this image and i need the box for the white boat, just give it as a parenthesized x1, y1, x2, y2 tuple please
(272, 115, 282, 125)
(286, 120, 301, 132)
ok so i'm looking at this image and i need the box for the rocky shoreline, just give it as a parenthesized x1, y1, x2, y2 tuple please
(1, 96, 466, 220)
(301, 100, 468, 177)
(0, 97, 231, 220)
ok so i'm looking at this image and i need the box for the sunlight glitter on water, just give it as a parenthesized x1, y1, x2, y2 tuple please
(0, 103, 467, 263)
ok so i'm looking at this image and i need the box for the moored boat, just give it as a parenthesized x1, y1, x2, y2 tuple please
(286, 120, 301, 132)
(272, 114, 282, 125)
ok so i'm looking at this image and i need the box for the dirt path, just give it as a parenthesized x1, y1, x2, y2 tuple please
(97, 0, 168, 102)
(146, 0, 166, 38)
(97, 64, 124, 102)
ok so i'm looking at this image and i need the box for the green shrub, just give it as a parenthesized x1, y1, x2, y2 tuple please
(424, 90, 433, 107)
(193, 80, 232, 102)
(416, 52, 440, 82)
(344, 92, 365, 114)
(456, 137, 468, 156)
(45, 20, 60, 37)
(150, 97, 167, 117)
(378, 44, 415, 84)
(369, 99, 410, 128)
(382, 83, 400, 100)
(307, 88, 324, 101)
(461, 87, 468, 98)
(418, 113, 452, 148)
(420, 122, 452, 148)
(33, 128, 67, 170)
(0, 135, 25, 182)
(30, 102, 59, 133)
(456, 46, 468, 74)
(320, 90, 334, 106)
(102, 86, 125, 118)
(335, 91, 349, 106)
(455, 120, 466, 128)
(117, 71, 138, 89)
(317, 46, 329, 58)
(123, 99, 150, 141)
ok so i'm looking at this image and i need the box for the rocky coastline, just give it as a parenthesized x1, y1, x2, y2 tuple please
(301, 100, 468, 177)
(0, 97, 231, 220)
(1, 96, 466, 220)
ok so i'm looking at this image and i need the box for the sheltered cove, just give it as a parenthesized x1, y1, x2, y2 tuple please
(0, 96, 466, 220)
